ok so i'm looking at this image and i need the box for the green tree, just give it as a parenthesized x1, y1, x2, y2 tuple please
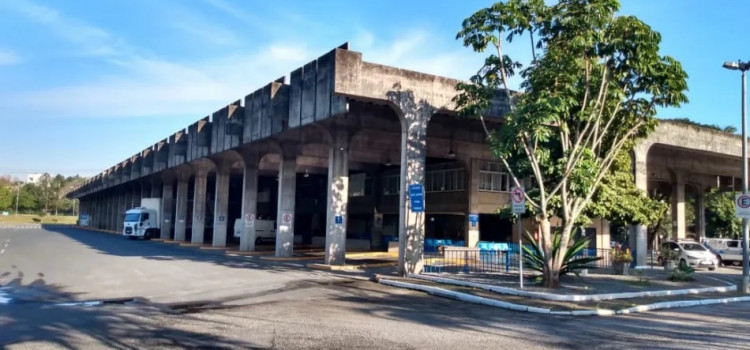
(455, 0, 688, 287)
(705, 188, 741, 239)
(17, 184, 40, 213)
(0, 185, 12, 211)
(587, 151, 667, 229)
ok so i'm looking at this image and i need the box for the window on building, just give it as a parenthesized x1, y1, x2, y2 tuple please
(383, 175, 400, 195)
(478, 161, 510, 192)
(349, 173, 373, 197)
(425, 168, 465, 193)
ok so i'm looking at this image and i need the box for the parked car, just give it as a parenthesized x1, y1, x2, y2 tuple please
(703, 238, 742, 266)
(658, 240, 718, 271)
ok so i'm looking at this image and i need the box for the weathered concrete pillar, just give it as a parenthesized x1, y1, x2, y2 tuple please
(672, 171, 686, 240)
(191, 165, 210, 244)
(325, 128, 349, 265)
(150, 178, 162, 197)
(117, 189, 126, 233)
(107, 192, 115, 231)
(630, 143, 650, 267)
(140, 182, 149, 202)
(161, 179, 174, 239)
(240, 153, 259, 252)
(174, 176, 189, 241)
(696, 185, 706, 241)
(212, 162, 231, 247)
(275, 148, 298, 257)
(389, 91, 433, 275)
(466, 159, 480, 248)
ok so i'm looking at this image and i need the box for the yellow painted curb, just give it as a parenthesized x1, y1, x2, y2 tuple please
(345, 252, 398, 259)
(198, 246, 229, 250)
(224, 250, 275, 256)
(161, 240, 183, 244)
(178, 243, 205, 247)
(307, 261, 397, 271)
(260, 255, 323, 261)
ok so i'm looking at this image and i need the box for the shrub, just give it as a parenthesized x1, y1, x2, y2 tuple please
(667, 265, 695, 282)
(522, 231, 602, 278)
(611, 245, 633, 264)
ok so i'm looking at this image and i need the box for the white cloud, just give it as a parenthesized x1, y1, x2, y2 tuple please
(167, 8, 241, 47)
(0, 43, 315, 119)
(0, 49, 21, 65)
(1, 0, 118, 57)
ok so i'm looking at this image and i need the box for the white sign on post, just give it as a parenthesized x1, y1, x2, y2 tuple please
(736, 193, 750, 219)
(511, 187, 526, 214)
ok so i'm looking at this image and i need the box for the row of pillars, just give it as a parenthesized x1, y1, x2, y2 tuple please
(79, 95, 431, 273)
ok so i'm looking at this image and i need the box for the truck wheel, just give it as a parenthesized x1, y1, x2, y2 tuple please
(733, 261, 741, 267)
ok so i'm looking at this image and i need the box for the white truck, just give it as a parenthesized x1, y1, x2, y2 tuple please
(123, 198, 161, 239)
(233, 218, 276, 245)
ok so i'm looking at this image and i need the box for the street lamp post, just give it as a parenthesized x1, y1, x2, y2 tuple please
(723, 60, 750, 293)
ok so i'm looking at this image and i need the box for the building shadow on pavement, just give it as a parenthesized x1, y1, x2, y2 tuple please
(41, 226, 314, 274)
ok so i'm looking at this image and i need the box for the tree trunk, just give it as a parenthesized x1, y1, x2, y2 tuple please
(539, 217, 560, 288)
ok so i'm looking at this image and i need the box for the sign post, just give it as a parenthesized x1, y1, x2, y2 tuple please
(511, 186, 526, 289)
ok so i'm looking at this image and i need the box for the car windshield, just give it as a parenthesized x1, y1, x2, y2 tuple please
(124, 213, 140, 222)
(681, 243, 706, 251)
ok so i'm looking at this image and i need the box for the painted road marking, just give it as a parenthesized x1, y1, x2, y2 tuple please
(0, 249, 5, 254)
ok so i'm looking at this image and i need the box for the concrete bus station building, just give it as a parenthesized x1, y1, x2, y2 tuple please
(68, 44, 750, 272)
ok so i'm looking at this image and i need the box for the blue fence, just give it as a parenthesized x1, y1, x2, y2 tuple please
(424, 244, 612, 274)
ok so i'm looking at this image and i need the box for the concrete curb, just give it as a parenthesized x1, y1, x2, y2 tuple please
(308, 262, 397, 271)
(377, 276, 750, 316)
(376, 277, 551, 314)
(409, 274, 736, 302)
(616, 296, 750, 314)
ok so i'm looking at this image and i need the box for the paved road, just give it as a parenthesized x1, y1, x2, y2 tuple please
(1, 227, 750, 349)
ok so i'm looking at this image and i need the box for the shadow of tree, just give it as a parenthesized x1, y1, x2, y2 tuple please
(328, 281, 750, 349)
(0, 298, 263, 349)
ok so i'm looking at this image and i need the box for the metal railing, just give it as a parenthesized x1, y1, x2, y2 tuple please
(423, 245, 613, 274)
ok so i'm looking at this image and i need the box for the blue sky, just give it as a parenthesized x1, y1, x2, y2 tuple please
(0, 0, 749, 179)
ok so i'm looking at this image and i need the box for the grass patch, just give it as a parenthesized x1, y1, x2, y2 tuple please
(0, 214, 77, 225)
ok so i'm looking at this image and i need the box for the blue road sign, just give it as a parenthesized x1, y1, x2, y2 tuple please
(409, 184, 424, 212)
(335, 215, 343, 224)
(468, 213, 479, 227)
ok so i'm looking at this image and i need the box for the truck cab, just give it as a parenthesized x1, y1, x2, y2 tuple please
(123, 207, 160, 239)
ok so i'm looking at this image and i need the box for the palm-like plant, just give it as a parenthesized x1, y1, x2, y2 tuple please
(522, 230, 602, 278)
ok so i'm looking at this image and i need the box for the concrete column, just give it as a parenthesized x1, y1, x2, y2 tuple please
(117, 189, 126, 233)
(672, 172, 686, 240)
(466, 159, 480, 247)
(107, 192, 114, 231)
(325, 129, 349, 265)
(212, 162, 231, 247)
(191, 166, 209, 244)
(630, 143, 650, 267)
(140, 182, 149, 201)
(240, 154, 259, 252)
(161, 180, 174, 239)
(697, 185, 706, 240)
(174, 177, 189, 241)
(275, 150, 297, 257)
(390, 91, 432, 275)
(151, 179, 162, 197)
